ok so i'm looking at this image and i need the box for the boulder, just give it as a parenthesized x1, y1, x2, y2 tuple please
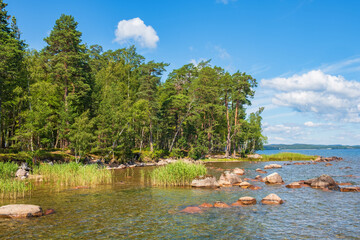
(325, 163, 332, 167)
(304, 174, 340, 191)
(44, 209, 56, 215)
(180, 206, 202, 214)
(0, 204, 43, 218)
(214, 201, 230, 208)
(233, 168, 245, 175)
(249, 186, 262, 190)
(218, 171, 242, 186)
(239, 181, 252, 189)
(191, 175, 220, 188)
(199, 203, 213, 208)
(286, 182, 301, 188)
(261, 194, 284, 205)
(263, 172, 284, 184)
(264, 164, 282, 169)
(15, 169, 28, 179)
(340, 187, 360, 192)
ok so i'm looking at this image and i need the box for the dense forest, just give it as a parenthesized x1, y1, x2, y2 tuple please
(0, 1, 266, 162)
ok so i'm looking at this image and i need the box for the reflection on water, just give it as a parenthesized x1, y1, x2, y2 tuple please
(0, 149, 359, 239)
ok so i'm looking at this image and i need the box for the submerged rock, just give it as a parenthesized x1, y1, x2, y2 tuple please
(214, 201, 230, 208)
(191, 175, 219, 188)
(239, 181, 252, 189)
(340, 187, 360, 192)
(232, 196, 257, 206)
(218, 171, 242, 186)
(256, 168, 267, 174)
(264, 164, 282, 169)
(261, 194, 284, 205)
(0, 204, 43, 218)
(180, 206, 202, 214)
(304, 174, 340, 191)
(263, 172, 284, 184)
(199, 203, 213, 208)
(286, 182, 301, 189)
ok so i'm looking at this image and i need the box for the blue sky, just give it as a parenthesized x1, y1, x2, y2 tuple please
(7, 0, 360, 145)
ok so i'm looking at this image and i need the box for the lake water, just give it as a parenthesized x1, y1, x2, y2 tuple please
(0, 149, 359, 239)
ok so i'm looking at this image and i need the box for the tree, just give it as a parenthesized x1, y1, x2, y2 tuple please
(43, 14, 92, 149)
(0, 0, 27, 148)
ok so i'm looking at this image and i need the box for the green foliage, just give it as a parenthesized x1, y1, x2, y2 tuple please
(33, 162, 113, 186)
(151, 161, 207, 186)
(0, 162, 18, 178)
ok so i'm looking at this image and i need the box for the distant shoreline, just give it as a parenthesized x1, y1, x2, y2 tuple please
(263, 144, 360, 150)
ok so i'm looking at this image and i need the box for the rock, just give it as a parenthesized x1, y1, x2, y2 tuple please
(239, 181, 252, 189)
(261, 194, 284, 205)
(256, 168, 267, 174)
(264, 164, 282, 169)
(286, 182, 301, 188)
(247, 154, 262, 159)
(255, 175, 262, 180)
(191, 175, 220, 188)
(180, 206, 202, 214)
(20, 162, 30, 171)
(199, 203, 213, 208)
(218, 171, 242, 186)
(214, 201, 230, 208)
(315, 156, 343, 162)
(0, 204, 43, 218)
(238, 196, 257, 205)
(263, 172, 284, 184)
(304, 174, 340, 191)
(233, 168, 245, 175)
(249, 186, 262, 190)
(15, 169, 28, 178)
(44, 209, 56, 215)
(325, 163, 332, 167)
(340, 187, 360, 192)
(337, 182, 352, 186)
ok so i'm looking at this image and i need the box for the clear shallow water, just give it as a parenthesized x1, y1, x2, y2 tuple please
(0, 149, 359, 239)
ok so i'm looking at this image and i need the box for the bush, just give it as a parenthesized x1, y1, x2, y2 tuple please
(189, 146, 207, 160)
(169, 148, 185, 159)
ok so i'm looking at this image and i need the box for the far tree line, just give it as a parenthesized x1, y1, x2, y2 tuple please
(0, 0, 266, 161)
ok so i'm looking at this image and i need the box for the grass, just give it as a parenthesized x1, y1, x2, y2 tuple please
(261, 152, 316, 161)
(0, 162, 32, 199)
(201, 152, 316, 162)
(33, 162, 113, 187)
(151, 161, 207, 186)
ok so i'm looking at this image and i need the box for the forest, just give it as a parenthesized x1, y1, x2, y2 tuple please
(0, 1, 266, 162)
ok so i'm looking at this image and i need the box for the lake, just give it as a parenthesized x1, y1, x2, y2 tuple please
(0, 149, 359, 239)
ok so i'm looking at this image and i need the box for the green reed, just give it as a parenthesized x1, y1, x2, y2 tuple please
(33, 162, 113, 187)
(151, 161, 207, 186)
(0, 162, 32, 199)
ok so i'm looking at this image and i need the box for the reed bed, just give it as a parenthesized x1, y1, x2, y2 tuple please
(261, 152, 316, 161)
(0, 162, 32, 199)
(151, 161, 207, 186)
(33, 162, 113, 186)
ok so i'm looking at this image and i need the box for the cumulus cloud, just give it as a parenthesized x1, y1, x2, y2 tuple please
(114, 17, 159, 48)
(261, 70, 360, 122)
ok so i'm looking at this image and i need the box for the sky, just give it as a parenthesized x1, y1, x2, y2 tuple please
(6, 0, 360, 145)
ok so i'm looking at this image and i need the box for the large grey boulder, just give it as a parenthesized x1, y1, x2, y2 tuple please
(304, 174, 340, 191)
(263, 172, 284, 184)
(191, 175, 219, 188)
(15, 169, 28, 179)
(0, 204, 43, 218)
(218, 171, 242, 186)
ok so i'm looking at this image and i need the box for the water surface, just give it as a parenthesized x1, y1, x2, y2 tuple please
(0, 149, 359, 239)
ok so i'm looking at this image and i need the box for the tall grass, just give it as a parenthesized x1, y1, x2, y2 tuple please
(151, 161, 207, 186)
(0, 162, 32, 199)
(33, 162, 113, 186)
(261, 152, 316, 161)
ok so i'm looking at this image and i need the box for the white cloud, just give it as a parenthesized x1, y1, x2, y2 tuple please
(261, 70, 360, 123)
(114, 17, 159, 48)
(214, 46, 230, 59)
(321, 57, 360, 75)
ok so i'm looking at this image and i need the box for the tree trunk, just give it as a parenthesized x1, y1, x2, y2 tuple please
(232, 101, 239, 157)
(149, 119, 154, 152)
(225, 94, 231, 158)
